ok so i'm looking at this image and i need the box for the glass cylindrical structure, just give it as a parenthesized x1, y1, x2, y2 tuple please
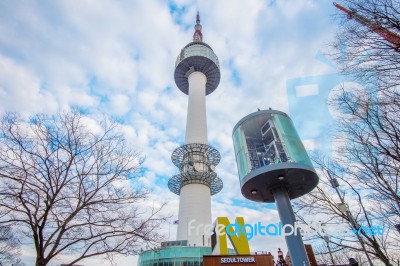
(232, 109, 318, 202)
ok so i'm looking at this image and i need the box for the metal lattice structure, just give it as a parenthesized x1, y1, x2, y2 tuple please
(168, 171, 223, 196)
(169, 143, 223, 195)
(171, 143, 220, 168)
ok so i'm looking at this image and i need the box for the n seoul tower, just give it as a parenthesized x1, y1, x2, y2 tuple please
(168, 12, 223, 247)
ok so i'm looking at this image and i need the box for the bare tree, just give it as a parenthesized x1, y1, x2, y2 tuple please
(295, 94, 400, 264)
(331, 0, 400, 92)
(312, 243, 367, 266)
(294, 1, 400, 265)
(0, 112, 166, 266)
(0, 224, 25, 266)
(304, 91, 400, 265)
(331, 90, 400, 218)
(294, 159, 398, 265)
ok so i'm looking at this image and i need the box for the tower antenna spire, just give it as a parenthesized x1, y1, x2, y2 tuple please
(193, 11, 203, 42)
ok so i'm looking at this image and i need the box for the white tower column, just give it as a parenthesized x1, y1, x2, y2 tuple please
(176, 71, 211, 246)
(185, 72, 208, 144)
(177, 184, 211, 246)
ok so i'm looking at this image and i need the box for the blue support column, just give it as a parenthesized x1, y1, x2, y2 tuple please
(273, 187, 310, 266)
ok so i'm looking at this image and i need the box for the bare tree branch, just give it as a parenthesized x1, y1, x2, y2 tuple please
(0, 112, 167, 266)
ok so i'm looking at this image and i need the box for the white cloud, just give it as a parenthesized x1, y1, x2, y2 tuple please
(0, 55, 58, 114)
(110, 94, 131, 115)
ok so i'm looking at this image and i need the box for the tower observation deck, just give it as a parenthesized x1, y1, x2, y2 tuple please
(168, 12, 223, 247)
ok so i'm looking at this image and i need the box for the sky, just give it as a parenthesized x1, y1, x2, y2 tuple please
(0, 0, 351, 265)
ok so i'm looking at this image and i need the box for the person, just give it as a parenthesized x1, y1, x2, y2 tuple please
(276, 248, 287, 266)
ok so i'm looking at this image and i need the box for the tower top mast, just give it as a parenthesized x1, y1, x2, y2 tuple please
(193, 11, 203, 42)
(174, 12, 220, 96)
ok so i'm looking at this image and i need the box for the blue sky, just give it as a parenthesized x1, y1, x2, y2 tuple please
(0, 0, 350, 265)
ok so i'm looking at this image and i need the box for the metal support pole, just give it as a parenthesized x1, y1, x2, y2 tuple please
(273, 187, 310, 266)
(324, 235, 336, 266)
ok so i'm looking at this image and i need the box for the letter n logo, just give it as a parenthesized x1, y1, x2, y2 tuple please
(211, 217, 250, 255)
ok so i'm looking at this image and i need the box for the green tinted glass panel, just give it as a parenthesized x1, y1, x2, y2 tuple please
(233, 126, 251, 178)
(138, 247, 213, 266)
(232, 112, 314, 181)
(272, 114, 313, 167)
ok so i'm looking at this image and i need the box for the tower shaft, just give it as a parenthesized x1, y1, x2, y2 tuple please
(177, 184, 211, 245)
(185, 72, 208, 144)
(177, 71, 211, 246)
